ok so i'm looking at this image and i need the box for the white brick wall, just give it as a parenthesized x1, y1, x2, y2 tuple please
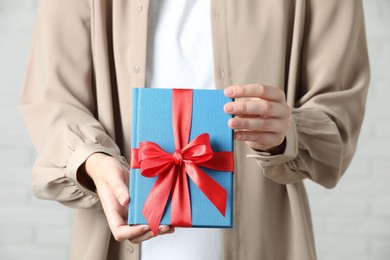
(0, 0, 388, 259)
(0, 1, 71, 260)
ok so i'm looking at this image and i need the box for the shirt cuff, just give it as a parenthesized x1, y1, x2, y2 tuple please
(246, 116, 298, 166)
(65, 143, 129, 197)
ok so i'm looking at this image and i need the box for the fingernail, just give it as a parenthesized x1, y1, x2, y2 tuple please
(224, 88, 234, 96)
(159, 226, 170, 233)
(142, 225, 151, 231)
(119, 194, 129, 206)
(224, 103, 233, 113)
(229, 118, 239, 128)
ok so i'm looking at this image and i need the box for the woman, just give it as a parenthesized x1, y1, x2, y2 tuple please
(19, 0, 370, 259)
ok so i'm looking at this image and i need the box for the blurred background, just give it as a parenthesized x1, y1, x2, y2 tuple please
(0, 0, 389, 259)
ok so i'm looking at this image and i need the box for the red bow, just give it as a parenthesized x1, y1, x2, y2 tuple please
(131, 89, 234, 235)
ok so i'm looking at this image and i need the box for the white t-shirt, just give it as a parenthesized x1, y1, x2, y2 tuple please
(145, 0, 215, 90)
(142, 0, 222, 259)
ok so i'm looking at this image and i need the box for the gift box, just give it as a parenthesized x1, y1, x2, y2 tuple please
(128, 88, 234, 235)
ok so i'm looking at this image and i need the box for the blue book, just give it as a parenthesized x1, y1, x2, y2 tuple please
(129, 88, 234, 229)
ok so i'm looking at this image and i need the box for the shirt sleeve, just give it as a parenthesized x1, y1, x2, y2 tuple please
(250, 0, 370, 188)
(18, 0, 127, 208)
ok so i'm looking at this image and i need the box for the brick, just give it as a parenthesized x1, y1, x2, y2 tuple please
(315, 235, 368, 255)
(353, 139, 390, 159)
(356, 119, 373, 139)
(0, 245, 68, 260)
(0, 226, 33, 244)
(374, 121, 390, 137)
(311, 218, 326, 235)
(373, 42, 390, 63)
(318, 253, 369, 260)
(379, 0, 390, 19)
(365, 89, 390, 113)
(334, 177, 388, 198)
(309, 198, 369, 218)
(0, 206, 71, 226)
(362, 0, 381, 20)
(2, 168, 31, 185)
(0, 148, 31, 169)
(365, 20, 390, 40)
(29, 197, 73, 218)
(374, 80, 390, 102)
(304, 180, 328, 196)
(368, 254, 390, 260)
(0, 130, 33, 149)
(0, 1, 36, 14)
(36, 227, 71, 246)
(326, 216, 371, 235)
(371, 237, 390, 254)
(372, 159, 390, 176)
(345, 159, 371, 177)
(370, 58, 390, 78)
(367, 218, 390, 236)
(367, 43, 382, 63)
(369, 83, 387, 105)
(0, 187, 29, 205)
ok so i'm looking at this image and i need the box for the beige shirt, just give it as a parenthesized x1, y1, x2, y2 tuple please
(19, 0, 370, 259)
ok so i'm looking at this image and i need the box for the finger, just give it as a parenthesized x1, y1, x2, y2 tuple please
(234, 131, 285, 150)
(105, 203, 129, 230)
(106, 168, 130, 206)
(228, 117, 289, 132)
(96, 180, 136, 241)
(100, 190, 150, 242)
(224, 100, 289, 118)
(160, 227, 176, 236)
(112, 224, 151, 242)
(129, 230, 155, 244)
(97, 184, 127, 224)
(129, 225, 173, 244)
(224, 84, 285, 102)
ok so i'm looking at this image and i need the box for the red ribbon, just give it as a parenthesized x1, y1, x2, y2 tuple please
(130, 89, 234, 235)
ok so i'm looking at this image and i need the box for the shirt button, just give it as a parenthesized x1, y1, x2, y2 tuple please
(126, 244, 134, 253)
(215, 10, 222, 20)
(220, 69, 226, 80)
(136, 4, 143, 12)
(133, 66, 141, 74)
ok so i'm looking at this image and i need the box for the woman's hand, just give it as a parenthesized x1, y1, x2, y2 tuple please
(84, 153, 174, 244)
(224, 84, 291, 153)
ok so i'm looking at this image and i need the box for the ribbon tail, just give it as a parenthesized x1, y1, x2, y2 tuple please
(142, 166, 177, 236)
(170, 166, 192, 227)
(185, 163, 227, 216)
